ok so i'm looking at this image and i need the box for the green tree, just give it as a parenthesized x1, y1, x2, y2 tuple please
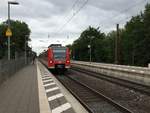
(122, 15, 145, 65)
(0, 20, 31, 59)
(72, 26, 106, 62)
(104, 31, 116, 63)
(121, 4, 150, 66)
(69, 3, 150, 66)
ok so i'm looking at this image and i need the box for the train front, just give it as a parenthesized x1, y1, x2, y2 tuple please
(48, 45, 70, 71)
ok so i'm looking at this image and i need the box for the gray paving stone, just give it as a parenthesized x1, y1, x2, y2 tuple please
(47, 90, 61, 97)
(0, 64, 40, 113)
(42, 78, 51, 80)
(44, 84, 57, 89)
(63, 108, 75, 113)
(57, 97, 68, 106)
(48, 96, 68, 110)
(43, 81, 54, 85)
(48, 98, 61, 110)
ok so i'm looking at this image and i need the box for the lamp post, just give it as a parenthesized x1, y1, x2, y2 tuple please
(88, 36, 94, 63)
(88, 44, 91, 62)
(7, 1, 19, 60)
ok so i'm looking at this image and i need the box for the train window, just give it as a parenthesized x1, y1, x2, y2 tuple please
(54, 49, 66, 53)
(53, 48, 66, 59)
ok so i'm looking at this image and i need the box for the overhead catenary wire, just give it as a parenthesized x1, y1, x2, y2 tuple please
(52, 0, 81, 37)
(60, 0, 80, 25)
(56, 0, 146, 36)
(56, 0, 89, 33)
(72, 0, 80, 11)
(47, 0, 147, 43)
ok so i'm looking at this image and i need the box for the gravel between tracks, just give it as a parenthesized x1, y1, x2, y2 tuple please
(57, 75, 124, 113)
(68, 69, 150, 113)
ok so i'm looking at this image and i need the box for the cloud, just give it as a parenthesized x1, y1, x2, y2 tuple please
(0, 0, 149, 54)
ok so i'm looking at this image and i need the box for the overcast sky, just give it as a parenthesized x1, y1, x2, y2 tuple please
(0, 0, 149, 54)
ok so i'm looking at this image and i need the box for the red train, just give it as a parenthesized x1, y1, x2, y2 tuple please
(39, 44, 70, 70)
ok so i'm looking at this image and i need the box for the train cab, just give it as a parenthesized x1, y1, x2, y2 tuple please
(47, 44, 70, 70)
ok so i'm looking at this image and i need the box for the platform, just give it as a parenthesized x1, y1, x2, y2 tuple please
(37, 61, 88, 113)
(0, 63, 39, 113)
(0, 60, 88, 113)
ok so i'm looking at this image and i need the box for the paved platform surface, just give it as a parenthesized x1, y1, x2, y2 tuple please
(38, 62, 75, 113)
(0, 61, 88, 113)
(0, 64, 40, 113)
(38, 61, 88, 113)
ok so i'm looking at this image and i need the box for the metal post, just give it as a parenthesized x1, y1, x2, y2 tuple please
(89, 36, 95, 63)
(115, 24, 120, 64)
(90, 39, 92, 63)
(25, 36, 27, 64)
(8, 3, 10, 60)
(7, 1, 19, 60)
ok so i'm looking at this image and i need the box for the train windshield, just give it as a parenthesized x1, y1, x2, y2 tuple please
(53, 48, 66, 59)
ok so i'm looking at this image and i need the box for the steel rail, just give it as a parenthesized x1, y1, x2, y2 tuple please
(56, 74, 133, 113)
(72, 67, 150, 96)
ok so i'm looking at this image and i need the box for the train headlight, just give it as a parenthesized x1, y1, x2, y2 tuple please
(66, 60, 70, 63)
(50, 60, 53, 64)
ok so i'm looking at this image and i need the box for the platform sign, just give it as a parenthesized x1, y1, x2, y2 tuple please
(6, 28, 12, 37)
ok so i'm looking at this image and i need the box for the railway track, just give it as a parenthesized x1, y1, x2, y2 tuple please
(72, 67, 150, 96)
(63, 68, 150, 113)
(56, 75, 133, 113)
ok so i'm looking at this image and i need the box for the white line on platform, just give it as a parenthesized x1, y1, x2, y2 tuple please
(46, 87, 59, 93)
(140, 71, 144, 73)
(52, 103, 71, 113)
(43, 79, 53, 83)
(44, 82, 56, 87)
(48, 93, 64, 101)
(42, 76, 50, 78)
(44, 73, 49, 75)
(42, 77, 52, 80)
(131, 69, 136, 72)
(42, 77, 50, 79)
